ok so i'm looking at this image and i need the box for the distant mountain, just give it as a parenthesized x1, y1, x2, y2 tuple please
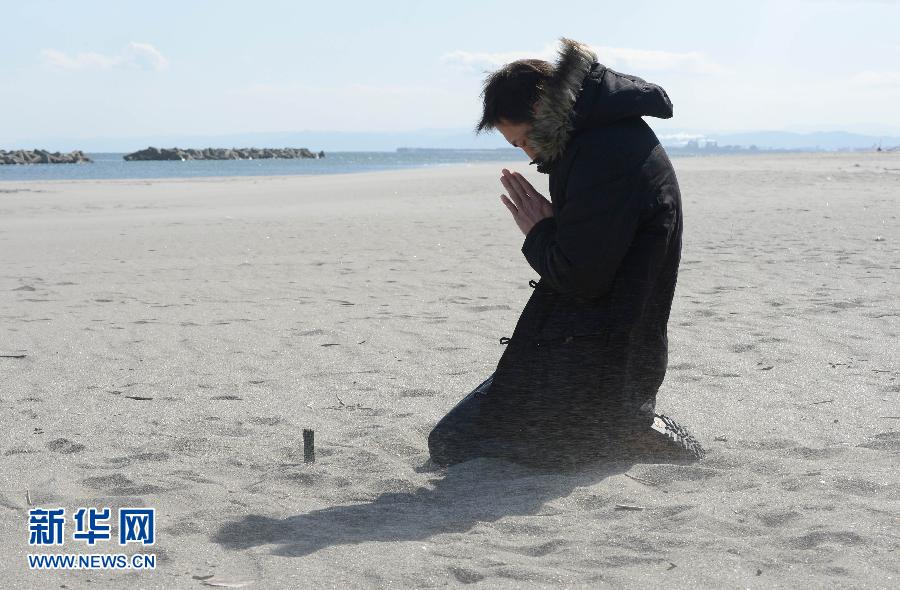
(659, 130, 900, 151)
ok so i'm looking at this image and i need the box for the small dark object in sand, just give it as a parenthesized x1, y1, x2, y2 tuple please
(326, 395, 374, 411)
(0, 353, 27, 358)
(303, 429, 315, 463)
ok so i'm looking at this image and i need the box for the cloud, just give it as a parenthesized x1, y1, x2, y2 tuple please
(598, 46, 727, 75)
(229, 82, 453, 107)
(40, 42, 169, 71)
(441, 46, 558, 69)
(442, 43, 727, 76)
(39, 49, 121, 70)
(224, 82, 470, 131)
(851, 71, 900, 86)
(233, 82, 439, 98)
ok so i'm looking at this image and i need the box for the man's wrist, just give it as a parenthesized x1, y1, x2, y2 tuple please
(525, 216, 555, 241)
(522, 216, 555, 254)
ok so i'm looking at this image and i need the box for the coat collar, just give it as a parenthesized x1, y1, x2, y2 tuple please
(527, 38, 598, 173)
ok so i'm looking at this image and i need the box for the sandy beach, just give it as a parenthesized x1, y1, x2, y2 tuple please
(0, 153, 897, 588)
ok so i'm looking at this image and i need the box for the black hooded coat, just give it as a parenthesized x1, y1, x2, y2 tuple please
(429, 39, 683, 465)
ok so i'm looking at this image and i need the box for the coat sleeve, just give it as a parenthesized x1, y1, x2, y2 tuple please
(521, 150, 641, 298)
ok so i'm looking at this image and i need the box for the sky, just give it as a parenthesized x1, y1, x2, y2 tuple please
(2, 0, 899, 149)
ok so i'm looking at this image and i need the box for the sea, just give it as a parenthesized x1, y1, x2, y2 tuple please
(0, 149, 525, 182)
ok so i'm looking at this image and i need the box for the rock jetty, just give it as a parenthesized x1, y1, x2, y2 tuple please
(123, 147, 325, 161)
(0, 149, 92, 165)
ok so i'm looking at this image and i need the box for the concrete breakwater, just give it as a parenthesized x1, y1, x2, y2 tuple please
(0, 149, 92, 165)
(123, 147, 325, 161)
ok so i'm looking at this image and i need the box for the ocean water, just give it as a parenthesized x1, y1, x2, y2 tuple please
(0, 150, 525, 182)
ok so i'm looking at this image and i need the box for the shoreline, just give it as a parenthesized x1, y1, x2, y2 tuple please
(0, 159, 528, 187)
(1, 151, 895, 187)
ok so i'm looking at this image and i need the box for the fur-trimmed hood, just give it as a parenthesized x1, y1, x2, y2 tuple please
(527, 38, 674, 172)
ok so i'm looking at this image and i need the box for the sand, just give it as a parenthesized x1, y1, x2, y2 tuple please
(0, 153, 897, 589)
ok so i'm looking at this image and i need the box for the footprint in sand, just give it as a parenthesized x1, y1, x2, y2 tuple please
(832, 476, 891, 497)
(448, 567, 485, 584)
(81, 473, 165, 496)
(572, 493, 613, 510)
(163, 519, 203, 537)
(629, 464, 723, 486)
(107, 452, 171, 466)
(497, 539, 570, 558)
(781, 446, 846, 460)
(219, 423, 252, 437)
(736, 438, 797, 451)
(787, 530, 866, 550)
(277, 470, 350, 489)
(858, 431, 900, 452)
(171, 437, 215, 455)
(399, 388, 438, 398)
(169, 469, 216, 485)
(729, 343, 755, 353)
(467, 304, 511, 313)
(46, 438, 86, 454)
(755, 509, 802, 528)
(296, 329, 326, 336)
(4, 447, 36, 456)
(653, 504, 695, 519)
(248, 416, 282, 426)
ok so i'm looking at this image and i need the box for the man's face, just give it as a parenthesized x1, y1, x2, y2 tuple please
(496, 118, 539, 162)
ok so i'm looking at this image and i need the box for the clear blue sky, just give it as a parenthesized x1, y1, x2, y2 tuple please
(2, 0, 899, 145)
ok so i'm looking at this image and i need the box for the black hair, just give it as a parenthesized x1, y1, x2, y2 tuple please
(475, 59, 553, 133)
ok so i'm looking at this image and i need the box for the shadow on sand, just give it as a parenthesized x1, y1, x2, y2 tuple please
(211, 457, 636, 557)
